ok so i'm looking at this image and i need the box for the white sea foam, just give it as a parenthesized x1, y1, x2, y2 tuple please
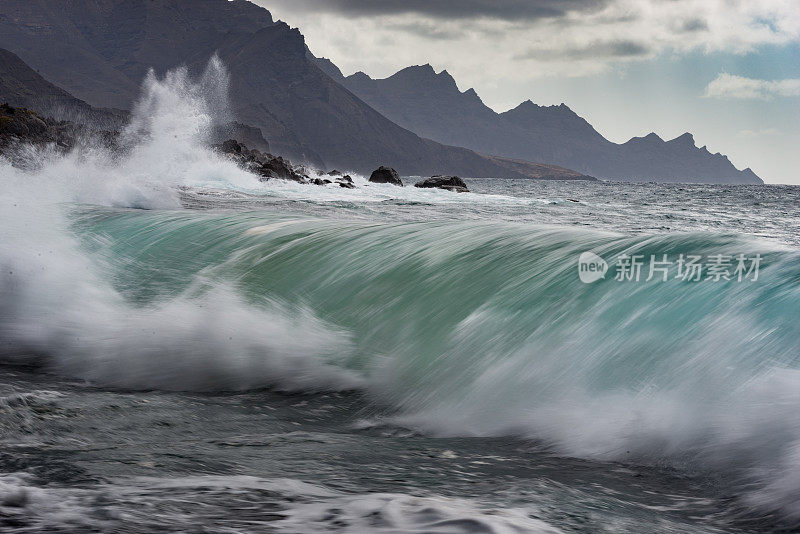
(0, 59, 360, 392)
(125, 476, 562, 533)
(1, 473, 562, 533)
(0, 472, 111, 531)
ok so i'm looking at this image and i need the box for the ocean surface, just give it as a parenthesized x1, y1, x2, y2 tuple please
(2, 63, 800, 533)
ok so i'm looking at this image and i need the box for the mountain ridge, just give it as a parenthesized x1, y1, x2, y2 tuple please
(0, 48, 126, 128)
(332, 63, 762, 184)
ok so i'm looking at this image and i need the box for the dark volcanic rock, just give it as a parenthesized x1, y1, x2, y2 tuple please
(211, 121, 270, 154)
(215, 138, 308, 183)
(335, 174, 355, 188)
(221, 139, 243, 155)
(0, 102, 119, 161)
(262, 156, 306, 182)
(369, 166, 403, 186)
(414, 175, 469, 192)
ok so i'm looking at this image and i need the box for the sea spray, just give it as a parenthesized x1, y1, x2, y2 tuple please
(0, 59, 359, 391)
(122, 55, 230, 157)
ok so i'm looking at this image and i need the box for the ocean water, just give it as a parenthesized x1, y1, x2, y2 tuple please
(1, 60, 799, 533)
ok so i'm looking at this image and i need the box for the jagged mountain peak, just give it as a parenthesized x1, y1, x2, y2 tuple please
(513, 100, 570, 111)
(312, 55, 345, 81)
(386, 64, 459, 92)
(513, 99, 539, 110)
(251, 23, 307, 57)
(668, 132, 695, 146)
(504, 101, 585, 125)
(503, 100, 598, 135)
(462, 87, 484, 104)
(347, 71, 372, 83)
(391, 64, 435, 77)
(741, 168, 760, 180)
(630, 132, 664, 143)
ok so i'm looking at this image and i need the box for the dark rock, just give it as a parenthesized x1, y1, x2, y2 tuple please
(215, 138, 308, 183)
(369, 166, 402, 186)
(249, 149, 269, 165)
(0, 103, 119, 162)
(332, 174, 354, 188)
(327, 169, 342, 176)
(221, 139, 242, 154)
(414, 175, 469, 192)
(262, 156, 303, 182)
(211, 121, 270, 154)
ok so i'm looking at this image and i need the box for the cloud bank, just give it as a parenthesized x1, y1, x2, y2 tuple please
(705, 73, 800, 100)
(274, 0, 609, 21)
(260, 0, 800, 80)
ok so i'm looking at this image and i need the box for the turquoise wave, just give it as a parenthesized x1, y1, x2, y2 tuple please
(72, 207, 800, 395)
(2, 204, 799, 517)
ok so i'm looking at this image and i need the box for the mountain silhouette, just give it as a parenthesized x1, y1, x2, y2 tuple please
(332, 63, 761, 183)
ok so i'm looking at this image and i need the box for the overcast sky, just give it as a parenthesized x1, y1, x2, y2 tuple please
(254, 0, 800, 184)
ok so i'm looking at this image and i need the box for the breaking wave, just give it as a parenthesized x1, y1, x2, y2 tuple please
(1, 57, 799, 522)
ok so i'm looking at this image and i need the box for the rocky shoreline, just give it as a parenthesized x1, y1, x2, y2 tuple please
(215, 139, 356, 188)
(1, 102, 476, 192)
(216, 139, 472, 192)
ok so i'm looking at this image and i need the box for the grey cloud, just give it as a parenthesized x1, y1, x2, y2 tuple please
(262, 0, 608, 21)
(385, 21, 464, 41)
(680, 18, 708, 32)
(607, 40, 651, 57)
(515, 40, 653, 61)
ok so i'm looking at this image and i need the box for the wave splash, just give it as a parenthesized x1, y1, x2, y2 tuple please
(0, 58, 359, 391)
(1, 58, 800, 521)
